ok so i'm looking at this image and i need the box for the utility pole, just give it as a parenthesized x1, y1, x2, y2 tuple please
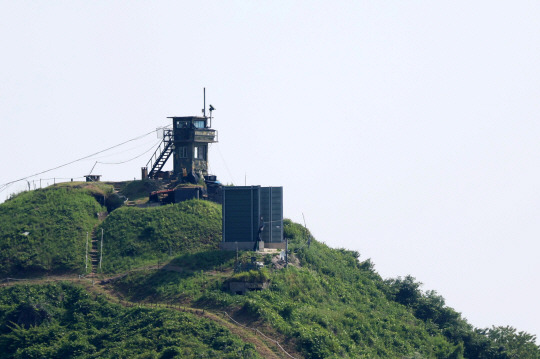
(99, 228, 103, 270)
(85, 232, 89, 273)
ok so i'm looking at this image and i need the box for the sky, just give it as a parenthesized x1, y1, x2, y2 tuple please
(1, 1, 540, 339)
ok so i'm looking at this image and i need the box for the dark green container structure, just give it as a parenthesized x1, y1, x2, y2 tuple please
(221, 186, 284, 250)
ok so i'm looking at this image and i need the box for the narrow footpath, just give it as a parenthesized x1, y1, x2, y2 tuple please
(1, 268, 301, 359)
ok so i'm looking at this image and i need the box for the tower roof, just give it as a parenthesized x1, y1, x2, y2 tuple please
(167, 116, 206, 120)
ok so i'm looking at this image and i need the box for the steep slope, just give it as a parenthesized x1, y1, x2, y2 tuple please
(1, 187, 538, 358)
(97, 199, 222, 273)
(0, 282, 260, 358)
(110, 247, 455, 357)
(0, 184, 221, 276)
(0, 184, 107, 276)
(109, 220, 540, 359)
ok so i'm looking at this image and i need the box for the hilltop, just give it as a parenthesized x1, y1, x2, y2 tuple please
(0, 182, 109, 276)
(0, 181, 221, 277)
(0, 182, 539, 358)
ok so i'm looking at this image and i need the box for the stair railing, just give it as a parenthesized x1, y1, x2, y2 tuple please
(146, 129, 173, 177)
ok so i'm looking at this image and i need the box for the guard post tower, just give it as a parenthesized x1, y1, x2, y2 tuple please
(169, 115, 217, 182)
(143, 90, 217, 183)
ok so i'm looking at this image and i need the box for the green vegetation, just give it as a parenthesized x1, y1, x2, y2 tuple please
(115, 179, 160, 201)
(98, 200, 222, 273)
(1, 185, 539, 358)
(0, 283, 260, 358)
(0, 186, 106, 276)
(53, 181, 115, 196)
(112, 241, 453, 357)
(382, 275, 540, 358)
(226, 269, 270, 283)
(170, 250, 237, 271)
(0, 184, 222, 276)
(110, 220, 540, 359)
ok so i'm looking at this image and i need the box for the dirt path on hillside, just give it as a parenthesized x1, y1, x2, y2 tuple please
(1, 270, 302, 359)
(85, 282, 296, 359)
(91, 283, 296, 359)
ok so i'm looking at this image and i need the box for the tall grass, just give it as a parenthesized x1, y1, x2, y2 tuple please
(0, 186, 105, 276)
(98, 199, 222, 273)
(0, 282, 260, 358)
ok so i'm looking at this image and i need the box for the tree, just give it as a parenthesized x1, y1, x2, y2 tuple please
(384, 275, 422, 307)
(486, 326, 540, 359)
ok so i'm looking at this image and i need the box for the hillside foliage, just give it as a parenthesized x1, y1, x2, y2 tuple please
(0, 283, 260, 358)
(0, 185, 107, 276)
(0, 185, 222, 276)
(110, 220, 540, 359)
(97, 200, 222, 273)
(1, 186, 538, 358)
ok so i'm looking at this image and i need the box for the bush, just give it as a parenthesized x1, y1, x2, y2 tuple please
(227, 269, 270, 283)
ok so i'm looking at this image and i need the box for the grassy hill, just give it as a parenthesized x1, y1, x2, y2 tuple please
(1, 184, 539, 358)
(108, 220, 540, 359)
(0, 182, 221, 276)
(97, 200, 222, 273)
(0, 282, 259, 358)
(109, 221, 456, 359)
(0, 183, 109, 276)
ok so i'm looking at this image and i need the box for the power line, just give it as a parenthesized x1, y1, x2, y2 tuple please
(87, 140, 162, 175)
(95, 140, 162, 165)
(89, 137, 159, 161)
(213, 143, 236, 185)
(0, 128, 160, 189)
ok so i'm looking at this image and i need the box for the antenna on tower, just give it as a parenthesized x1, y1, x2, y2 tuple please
(202, 87, 206, 118)
(209, 104, 215, 129)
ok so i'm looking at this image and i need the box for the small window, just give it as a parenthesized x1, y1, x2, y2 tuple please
(194, 120, 205, 129)
(178, 146, 188, 158)
(194, 146, 206, 160)
(176, 121, 189, 128)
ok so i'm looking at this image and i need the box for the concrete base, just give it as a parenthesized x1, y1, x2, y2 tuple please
(264, 242, 286, 250)
(220, 241, 286, 251)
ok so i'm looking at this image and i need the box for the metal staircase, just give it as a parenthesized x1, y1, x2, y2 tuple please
(146, 129, 173, 178)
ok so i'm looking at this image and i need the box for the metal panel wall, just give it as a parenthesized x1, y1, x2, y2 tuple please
(223, 186, 283, 243)
(222, 186, 260, 242)
(260, 187, 283, 243)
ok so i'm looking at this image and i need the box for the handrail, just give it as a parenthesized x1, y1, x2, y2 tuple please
(146, 130, 173, 175)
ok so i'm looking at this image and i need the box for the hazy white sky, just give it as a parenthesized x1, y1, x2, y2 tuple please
(1, 1, 540, 338)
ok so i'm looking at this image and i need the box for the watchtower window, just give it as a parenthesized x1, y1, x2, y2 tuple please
(194, 146, 206, 160)
(178, 146, 188, 158)
(176, 121, 190, 129)
(194, 120, 205, 129)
